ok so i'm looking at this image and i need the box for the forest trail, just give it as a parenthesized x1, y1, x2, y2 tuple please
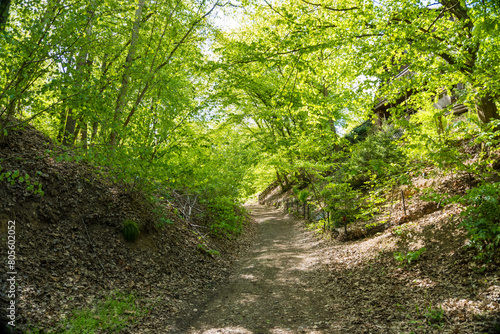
(182, 204, 334, 334)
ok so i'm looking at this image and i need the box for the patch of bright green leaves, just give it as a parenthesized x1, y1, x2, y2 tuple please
(424, 303, 445, 325)
(0, 168, 44, 196)
(61, 291, 147, 333)
(197, 241, 220, 256)
(394, 247, 426, 266)
(392, 222, 417, 238)
(459, 182, 500, 261)
(204, 196, 244, 238)
(156, 217, 174, 229)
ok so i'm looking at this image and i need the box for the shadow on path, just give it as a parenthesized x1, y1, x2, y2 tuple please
(181, 204, 333, 334)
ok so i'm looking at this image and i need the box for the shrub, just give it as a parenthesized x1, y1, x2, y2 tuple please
(394, 247, 426, 266)
(321, 182, 360, 234)
(344, 119, 374, 144)
(122, 220, 140, 242)
(297, 189, 310, 203)
(156, 217, 173, 229)
(425, 303, 445, 325)
(342, 124, 404, 187)
(459, 182, 500, 260)
(204, 196, 244, 238)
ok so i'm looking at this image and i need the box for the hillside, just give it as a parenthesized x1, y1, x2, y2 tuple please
(256, 167, 500, 333)
(0, 125, 499, 334)
(0, 125, 255, 333)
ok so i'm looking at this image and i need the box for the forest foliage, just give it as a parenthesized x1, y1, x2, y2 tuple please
(1, 0, 500, 249)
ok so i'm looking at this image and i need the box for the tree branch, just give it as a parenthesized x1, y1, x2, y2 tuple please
(300, 0, 359, 12)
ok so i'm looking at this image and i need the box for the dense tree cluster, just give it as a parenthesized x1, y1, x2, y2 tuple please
(1, 0, 500, 243)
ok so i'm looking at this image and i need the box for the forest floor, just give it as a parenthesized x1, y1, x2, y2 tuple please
(176, 203, 500, 334)
(1, 125, 500, 333)
(178, 203, 333, 334)
(0, 124, 257, 333)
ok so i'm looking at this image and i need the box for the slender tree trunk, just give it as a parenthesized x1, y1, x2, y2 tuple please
(81, 123, 87, 149)
(276, 170, 285, 190)
(476, 92, 500, 124)
(110, 0, 145, 146)
(62, 109, 77, 146)
(57, 113, 65, 142)
(0, 100, 15, 144)
(90, 55, 108, 146)
(283, 173, 290, 190)
(62, 6, 94, 146)
(91, 121, 99, 144)
(0, 0, 11, 32)
(72, 116, 87, 149)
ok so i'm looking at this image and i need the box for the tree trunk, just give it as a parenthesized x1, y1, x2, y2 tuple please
(62, 110, 77, 146)
(110, 0, 145, 146)
(91, 121, 99, 145)
(72, 116, 88, 149)
(476, 92, 500, 124)
(62, 6, 94, 147)
(276, 170, 285, 190)
(90, 55, 108, 146)
(0, 0, 11, 32)
(81, 123, 87, 149)
(0, 100, 15, 144)
(283, 173, 290, 191)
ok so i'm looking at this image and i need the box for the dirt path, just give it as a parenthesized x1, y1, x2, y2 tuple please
(182, 204, 334, 334)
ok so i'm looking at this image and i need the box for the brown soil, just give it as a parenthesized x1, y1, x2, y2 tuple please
(180, 204, 333, 334)
(1, 124, 500, 334)
(0, 124, 256, 333)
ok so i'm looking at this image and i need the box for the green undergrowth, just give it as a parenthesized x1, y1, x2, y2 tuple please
(26, 291, 148, 334)
(394, 247, 426, 267)
(422, 181, 500, 261)
(459, 183, 500, 261)
(122, 220, 140, 242)
(203, 196, 246, 238)
(279, 117, 500, 263)
(63, 292, 147, 333)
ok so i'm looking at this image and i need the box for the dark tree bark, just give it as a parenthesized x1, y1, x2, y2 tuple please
(62, 110, 77, 146)
(110, 0, 145, 146)
(0, 0, 10, 32)
(476, 92, 500, 124)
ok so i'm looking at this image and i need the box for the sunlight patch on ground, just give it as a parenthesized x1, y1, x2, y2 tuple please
(195, 326, 253, 334)
(270, 328, 323, 334)
(233, 293, 259, 305)
(441, 297, 500, 321)
(409, 278, 437, 288)
(238, 273, 258, 280)
(326, 233, 397, 269)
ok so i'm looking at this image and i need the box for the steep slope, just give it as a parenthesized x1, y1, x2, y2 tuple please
(0, 124, 254, 333)
(255, 170, 500, 332)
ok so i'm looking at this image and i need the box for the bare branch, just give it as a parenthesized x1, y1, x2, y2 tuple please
(300, 0, 359, 12)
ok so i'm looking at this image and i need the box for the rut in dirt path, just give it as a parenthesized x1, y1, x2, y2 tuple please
(183, 204, 334, 334)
